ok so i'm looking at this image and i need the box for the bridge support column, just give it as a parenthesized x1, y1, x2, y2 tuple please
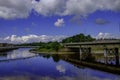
(79, 48, 82, 60)
(115, 48, 119, 66)
(104, 48, 108, 64)
(88, 47, 91, 55)
(79, 47, 92, 60)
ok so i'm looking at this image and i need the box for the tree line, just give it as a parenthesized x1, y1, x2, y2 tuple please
(18, 33, 95, 51)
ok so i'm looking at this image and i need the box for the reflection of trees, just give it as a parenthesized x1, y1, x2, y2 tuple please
(42, 54, 51, 59)
(52, 54, 60, 62)
(81, 53, 95, 62)
(0, 53, 7, 56)
(59, 53, 80, 60)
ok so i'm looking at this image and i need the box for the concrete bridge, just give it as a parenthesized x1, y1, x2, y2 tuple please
(63, 40, 120, 66)
(63, 40, 120, 46)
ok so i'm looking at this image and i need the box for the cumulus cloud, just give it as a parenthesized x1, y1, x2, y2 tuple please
(33, 0, 66, 16)
(33, 0, 120, 16)
(96, 32, 120, 39)
(0, 34, 67, 44)
(95, 18, 109, 25)
(0, 0, 32, 19)
(54, 18, 64, 27)
(0, 0, 120, 19)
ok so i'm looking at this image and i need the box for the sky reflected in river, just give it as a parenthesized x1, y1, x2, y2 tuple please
(0, 48, 119, 80)
(0, 48, 37, 60)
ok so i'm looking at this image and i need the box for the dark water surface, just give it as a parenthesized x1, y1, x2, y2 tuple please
(0, 48, 119, 80)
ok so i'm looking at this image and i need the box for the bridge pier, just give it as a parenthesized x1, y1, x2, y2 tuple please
(79, 47, 92, 61)
(79, 47, 82, 60)
(115, 48, 119, 66)
(104, 48, 119, 66)
(104, 48, 108, 64)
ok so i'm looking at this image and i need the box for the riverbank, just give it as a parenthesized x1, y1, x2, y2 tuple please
(29, 48, 78, 54)
(0, 47, 18, 52)
(30, 50, 76, 55)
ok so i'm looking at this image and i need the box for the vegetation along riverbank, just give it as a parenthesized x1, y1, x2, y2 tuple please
(0, 47, 18, 52)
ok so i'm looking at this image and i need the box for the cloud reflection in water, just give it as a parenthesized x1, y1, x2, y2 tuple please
(56, 65, 66, 73)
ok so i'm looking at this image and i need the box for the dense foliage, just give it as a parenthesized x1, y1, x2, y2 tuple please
(62, 33, 95, 43)
(38, 41, 61, 52)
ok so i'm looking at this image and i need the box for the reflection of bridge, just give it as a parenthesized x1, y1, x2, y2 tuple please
(63, 40, 120, 66)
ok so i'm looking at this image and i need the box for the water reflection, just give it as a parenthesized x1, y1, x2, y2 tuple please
(0, 48, 119, 80)
(56, 65, 66, 73)
(0, 73, 120, 80)
(52, 54, 60, 62)
(0, 48, 38, 61)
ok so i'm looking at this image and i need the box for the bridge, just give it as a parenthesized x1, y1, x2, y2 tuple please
(63, 40, 120, 46)
(63, 40, 120, 66)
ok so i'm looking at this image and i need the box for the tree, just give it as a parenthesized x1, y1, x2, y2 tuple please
(62, 33, 95, 43)
(51, 42, 60, 52)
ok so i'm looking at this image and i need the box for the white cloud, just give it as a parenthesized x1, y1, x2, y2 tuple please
(33, 0, 120, 17)
(96, 32, 120, 39)
(32, 0, 66, 16)
(54, 18, 64, 27)
(0, 0, 120, 19)
(0, 34, 67, 44)
(0, 0, 32, 19)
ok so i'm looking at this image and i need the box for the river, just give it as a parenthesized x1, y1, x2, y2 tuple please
(0, 48, 119, 80)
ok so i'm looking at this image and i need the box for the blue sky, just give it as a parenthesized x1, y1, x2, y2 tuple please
(0, 0, 120, 43)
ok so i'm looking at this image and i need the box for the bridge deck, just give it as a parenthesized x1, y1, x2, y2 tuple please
(64, 40, 120, 46)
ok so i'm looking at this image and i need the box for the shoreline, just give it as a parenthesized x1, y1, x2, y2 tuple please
(29, 50, 77, 54)
(0, 47, 18, 52)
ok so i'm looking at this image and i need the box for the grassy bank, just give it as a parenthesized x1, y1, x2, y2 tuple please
(30, 48, 77, 55)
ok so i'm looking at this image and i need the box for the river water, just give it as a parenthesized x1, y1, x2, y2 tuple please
(0, 48, 119, 80)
